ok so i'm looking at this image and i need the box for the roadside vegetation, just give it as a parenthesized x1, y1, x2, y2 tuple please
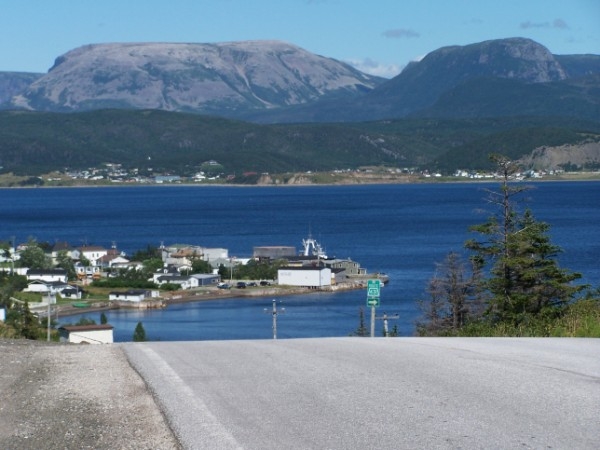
(416, 154, 600, 337)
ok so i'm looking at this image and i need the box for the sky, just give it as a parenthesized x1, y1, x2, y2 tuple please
(1, 0, 598, 78)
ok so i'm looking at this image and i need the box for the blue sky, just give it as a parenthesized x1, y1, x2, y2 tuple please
(1, 0, 598, 78)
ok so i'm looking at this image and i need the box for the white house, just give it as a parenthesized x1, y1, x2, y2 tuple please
(25, 280, 68, 293)
(59, 324, 114, 344)
(109, 289, 153, 302)
(74, 246, 108, 266)
(277, 267, 331, 288)
(26, 269, 68, 283)
(97, 249, 130, 269)
(155, 275, 199, 290)
(60, 286, 83, 299)
(152, 266, 180, 283)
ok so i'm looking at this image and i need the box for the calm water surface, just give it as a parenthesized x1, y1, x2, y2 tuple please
(1, 182, 598, 340)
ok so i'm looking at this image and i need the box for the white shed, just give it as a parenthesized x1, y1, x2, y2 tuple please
(109, 290, 150, 302)
(277, 267, 331, 288)
(59, 324, 114, 344)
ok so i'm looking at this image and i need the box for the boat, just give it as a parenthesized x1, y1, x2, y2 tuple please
(301, 235, 329, 259)
(71, 302, 90, 308)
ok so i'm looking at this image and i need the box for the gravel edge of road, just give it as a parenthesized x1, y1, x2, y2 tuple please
(0, 339, 181, 450)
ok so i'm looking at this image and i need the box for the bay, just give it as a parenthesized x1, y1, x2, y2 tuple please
(1, 181, 598, 341)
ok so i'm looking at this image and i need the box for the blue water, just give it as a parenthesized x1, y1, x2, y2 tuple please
(1, 182, 598, 341)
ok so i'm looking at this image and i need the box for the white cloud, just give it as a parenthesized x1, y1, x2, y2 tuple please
(520, 18, 570, 30)
(346, 57, 402, 78)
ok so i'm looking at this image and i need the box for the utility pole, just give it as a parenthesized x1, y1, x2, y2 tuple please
(370, 304, 376, 337)
(265, 299, 285, 339)
(376, 312, 399, 337)
(46, 287, 56, 342)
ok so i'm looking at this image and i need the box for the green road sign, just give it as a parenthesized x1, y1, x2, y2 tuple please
(367, 296, 380, 307)
(367, 279, 381, 298)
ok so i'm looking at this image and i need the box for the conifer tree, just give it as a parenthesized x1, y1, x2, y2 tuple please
(133, 321, 147, 342)
(351, 307, 369, 337)
(19, 301, 41, 340)
(417, 252, 482, 335)
(465, 155, 585, 325)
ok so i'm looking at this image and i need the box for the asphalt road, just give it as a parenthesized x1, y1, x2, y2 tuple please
(123, 338, 600, 450)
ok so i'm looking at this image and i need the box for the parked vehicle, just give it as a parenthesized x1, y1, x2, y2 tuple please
(236, 282, 247, 289)
(217, 282, 231, 289)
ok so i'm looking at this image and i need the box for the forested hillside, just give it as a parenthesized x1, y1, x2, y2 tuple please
(1, 110, 599, 178)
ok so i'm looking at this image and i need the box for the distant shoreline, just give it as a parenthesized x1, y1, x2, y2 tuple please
(2, 171, 600, 189)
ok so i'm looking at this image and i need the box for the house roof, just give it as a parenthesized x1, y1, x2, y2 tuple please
(157, 275, 191, 282)
(98, 254, 129, 263)
(59, 324, 114, 332)
(27, 280, 67, 287)
(52, 241, 73, 252)
(77, 246, 107, 252)
(27, 269, 67, 276)
(109, 289, 148, 296)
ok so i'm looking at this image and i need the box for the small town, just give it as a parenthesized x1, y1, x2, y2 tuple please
(36, 162, 570, 186)
(0, 235, 387, 344)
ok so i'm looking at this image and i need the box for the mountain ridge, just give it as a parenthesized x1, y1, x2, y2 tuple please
(2, 37, 599, 123)
(1, 37, 599, 178)
(9, 41, 383, 115)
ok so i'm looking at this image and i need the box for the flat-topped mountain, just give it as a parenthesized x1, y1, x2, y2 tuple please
(10, 41, 384, 115)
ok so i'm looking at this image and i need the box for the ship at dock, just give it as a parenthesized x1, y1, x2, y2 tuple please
(296, 235, 390, 286)
(253, 235, 389, 286)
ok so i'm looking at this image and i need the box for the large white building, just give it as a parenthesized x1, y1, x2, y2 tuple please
(277, 267, 331, 288)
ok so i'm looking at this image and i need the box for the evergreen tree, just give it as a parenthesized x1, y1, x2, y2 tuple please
(417, 252, 481, 335)
(19, 301, 41, 340)
(465, 155, 585, 325)
(351, 307, 369, 337)
(133, 321, 147, 342)
(100, 312, 108, 324)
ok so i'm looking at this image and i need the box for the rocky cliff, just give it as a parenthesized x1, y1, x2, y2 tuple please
(0, 72, 42, 107)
